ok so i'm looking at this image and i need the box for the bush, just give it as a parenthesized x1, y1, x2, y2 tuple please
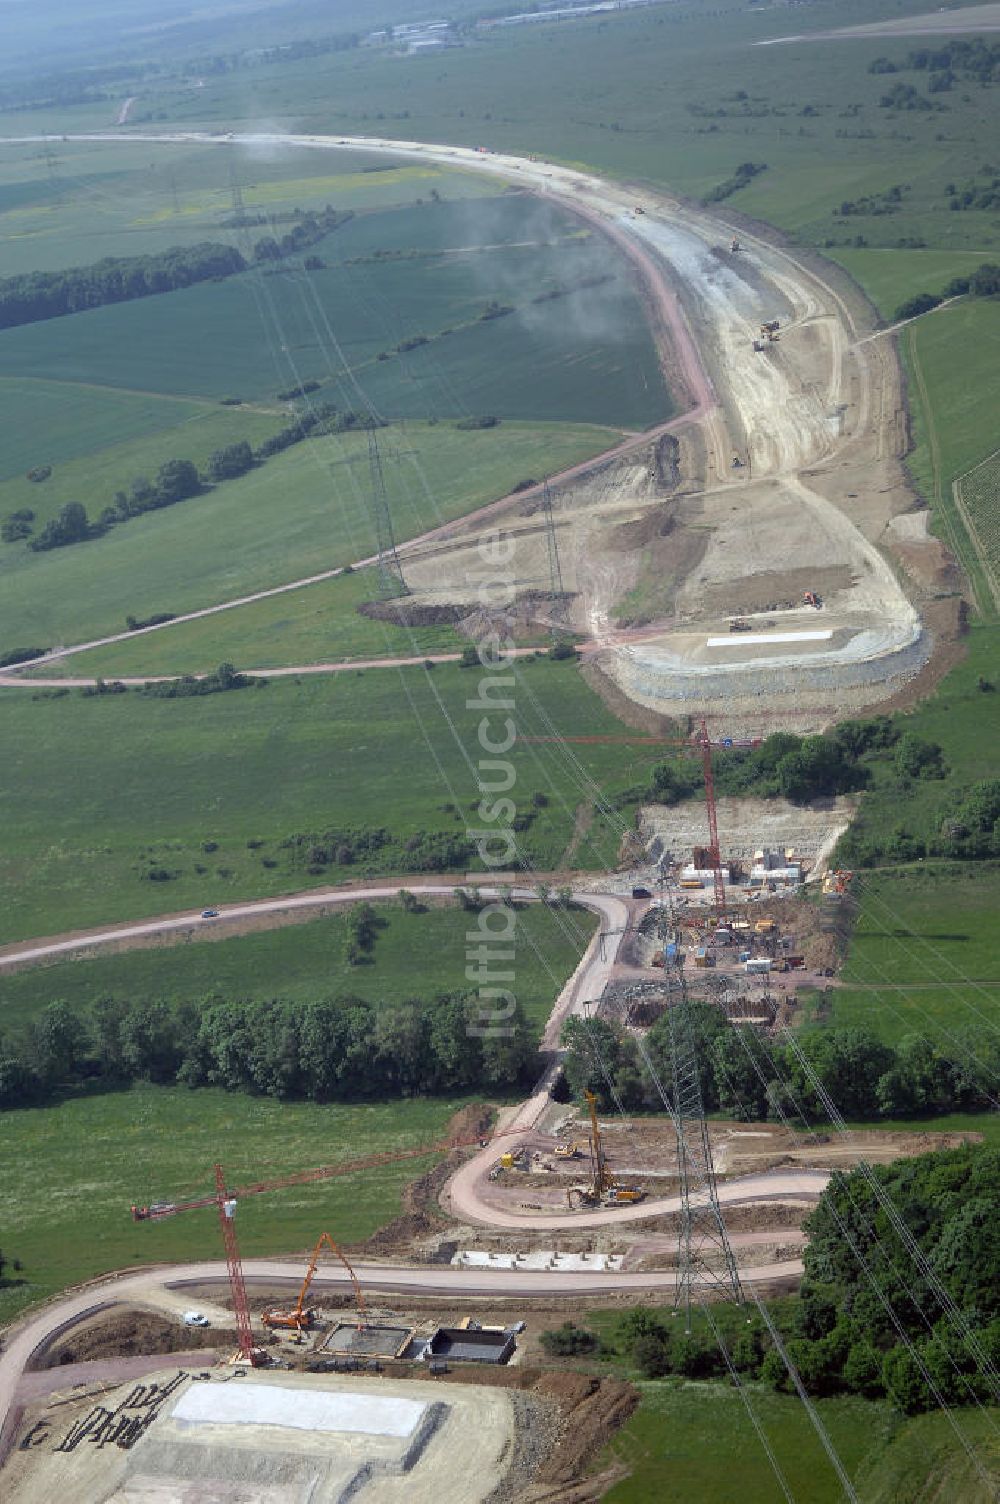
(0, 645, 48, 668)
(894, 291, 942, 321)
(540, 1322, 598, 1357)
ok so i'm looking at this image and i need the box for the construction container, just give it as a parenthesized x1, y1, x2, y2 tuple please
(680, 878, 703, 890)
(745, 958, 772, 974)
(694, 948, 715, 968)
(754, 919, 777, 934)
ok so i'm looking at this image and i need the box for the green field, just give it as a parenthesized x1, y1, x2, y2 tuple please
(0, 140, 498, 276)
(0, 1085, 474, 1325)
(47, 567, 464, 676)
(0, 899, 596, 1038)
(0, 194, 668, 425)
(118, 1, 996, 249)
(0, 377, 225, 484)
(902, 299, 1000, 617)
(825, 251, 992, 321)
(0, 658, 669, 940)
(598, 1379, 998, 1504)
(834, 623, 1000, 857)
(957, 450, 1000, 612)
(0, 419, 615, 651)
(824, 865, 1000, 1047)
(0, 396, 283, 528)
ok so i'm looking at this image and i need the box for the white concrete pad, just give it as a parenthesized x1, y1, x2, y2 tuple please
(451, 1250, 624, 1271)
(705, 630, 833, 647)
(172, 1382, 426, 1437)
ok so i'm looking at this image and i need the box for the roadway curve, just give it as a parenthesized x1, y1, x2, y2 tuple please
(0, 1246, 809, 1460)
(0, 877, 829, 1450)
(0, 127, 922, 723)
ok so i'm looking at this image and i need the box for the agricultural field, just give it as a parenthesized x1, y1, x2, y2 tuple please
(0, 378, 221, 483)
(826, 864, 1000, 1045)
(0, 139, 499, 276)
(0, 899, 596, 1039)
(955, 447, 1000, 613)
(0, 418, 616, 652)
(0, 658, 671, 940)
(0, 193, 668, 424)
(0, 398, 284, 528)
(47, 567, 465, 677)
(825, 248, 995, 320)
(0, 1085, 474, 1325)
(120, 0, 1000, 253)
(598, 1379, 998, 1504)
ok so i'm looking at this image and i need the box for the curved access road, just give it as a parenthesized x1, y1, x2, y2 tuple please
(0, 1244, 808, 1458)
(0, 882, 620, 972)
(0, 876, 829, 1455)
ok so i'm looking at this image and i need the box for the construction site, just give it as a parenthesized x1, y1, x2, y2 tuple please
(334, 135, 956, 739)
(0, 134, 982, 1503)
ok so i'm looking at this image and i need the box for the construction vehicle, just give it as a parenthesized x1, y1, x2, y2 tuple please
(729, 617, 751, 633)
(753, 339, 766, 353)
(730, 237, 741, 252)
(732, 454, 743, 468)
(500, 1148, 528, 1171)
(262, 1232, 366, 1335)
(553, 1141, 585, 1160)
(803, 590, 821, 608)
(566, 1091, 644, 1208)
(761, 319, 780, 333)
(633, 205, 645, 215)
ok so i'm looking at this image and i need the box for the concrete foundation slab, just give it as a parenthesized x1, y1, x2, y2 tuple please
(173, 1382, 426, 1437)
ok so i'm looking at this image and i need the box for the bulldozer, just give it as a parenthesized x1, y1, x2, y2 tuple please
(565, 1091, 645, 1208)
(553, 1141, 585, 1160)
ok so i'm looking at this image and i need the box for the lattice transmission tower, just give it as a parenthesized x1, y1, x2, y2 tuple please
(633, 874, 743, 1326)
(367, 428, 407, 599)
(542, 482, 564, 599)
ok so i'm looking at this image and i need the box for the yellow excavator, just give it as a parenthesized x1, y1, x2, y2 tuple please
(261, 1232, 366, 1336)
(567, 1091, 644, 1208)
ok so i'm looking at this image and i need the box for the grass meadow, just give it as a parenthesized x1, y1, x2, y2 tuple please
(0, 899, 596, 1039)
(903, 300, 1000, 617)
(0, 194, 667, 424)
(0, 658, 670, 940)
(50, 567, 465, 677)
(598, 1379, 998, 1504)
(0, 418, 615, 651)
(0, 140, 498, 276)
(0, 1085, 475, 1325)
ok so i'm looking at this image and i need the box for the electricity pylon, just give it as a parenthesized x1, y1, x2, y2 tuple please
(633, 874, 743, 1326)
(367, 428, 407, 598)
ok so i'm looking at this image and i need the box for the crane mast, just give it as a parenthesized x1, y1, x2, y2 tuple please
(214, 1164, 255, 1364)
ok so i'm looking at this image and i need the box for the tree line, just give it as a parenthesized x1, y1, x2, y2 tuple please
(0, 205, 353, 331)
(17, 404, 383, 555)
(0, 990, 537, 1112)
(604, 1145, 999, 1411)
(637, 715, 946, 814)
(561, 1003, 1000, 1123)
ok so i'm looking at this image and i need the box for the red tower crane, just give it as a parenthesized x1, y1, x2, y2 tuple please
(694, 719, 728, 919)
(213, 1164, 255, 1364)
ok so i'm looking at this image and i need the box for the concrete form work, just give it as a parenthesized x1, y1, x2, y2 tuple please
(319, 1323, 414, 1359)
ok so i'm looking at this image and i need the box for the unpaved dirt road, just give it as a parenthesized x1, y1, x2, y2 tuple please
(0, 877, 826, 1450)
